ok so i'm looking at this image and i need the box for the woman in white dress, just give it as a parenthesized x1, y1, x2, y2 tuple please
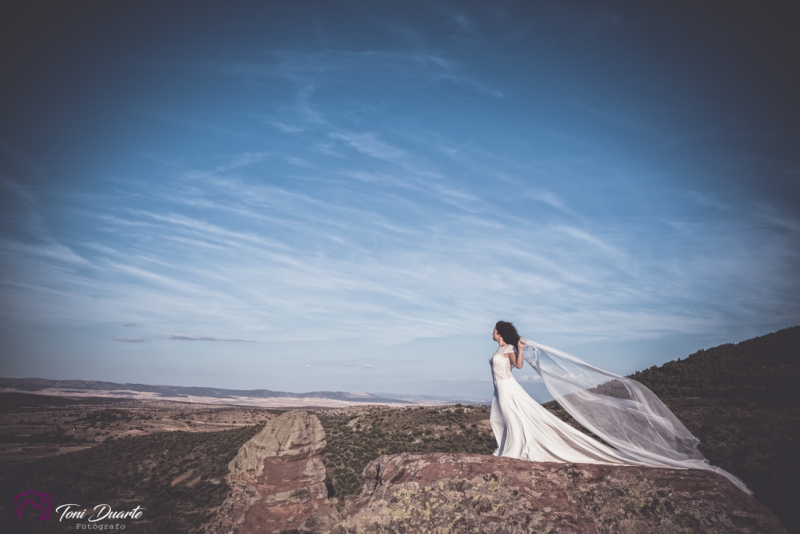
(489, 320, 752, 493)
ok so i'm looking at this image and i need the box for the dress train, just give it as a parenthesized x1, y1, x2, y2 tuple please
(489, 342, 751, 494)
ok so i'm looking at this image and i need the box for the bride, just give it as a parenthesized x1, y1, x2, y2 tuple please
(489, 320, 751, 494)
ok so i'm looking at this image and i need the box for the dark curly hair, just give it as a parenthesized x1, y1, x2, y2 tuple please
(495, 320, 521, 350)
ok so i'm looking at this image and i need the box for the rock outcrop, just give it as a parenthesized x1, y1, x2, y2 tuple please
(331, 453, 787, 534)
(207, 415, 786, 533)
(207, 411, 337, 533)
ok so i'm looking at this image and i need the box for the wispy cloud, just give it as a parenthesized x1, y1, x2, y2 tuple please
(592, 9, 623, 36)
(271, 122, 304, 133)
(3, 158, 797, 357)
(165, 335, 255, 342)
(524, 189, 574, 214)
(440, 7, 476, 33)
(2, 4, 798, 396)
(517, 374, 543, 383)
(571, 100, 651, 131)
(331, 131, 407, 162)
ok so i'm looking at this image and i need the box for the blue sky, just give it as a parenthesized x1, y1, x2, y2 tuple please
(1, 2, 798, 400)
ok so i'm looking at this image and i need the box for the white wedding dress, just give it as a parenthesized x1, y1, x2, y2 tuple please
(489, 341, 752, 494)
(490, 344, 636, 464)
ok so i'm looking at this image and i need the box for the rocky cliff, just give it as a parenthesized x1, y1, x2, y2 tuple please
(207, 411, 338, 533)
(207, 411, 786, 533)
(332, 452, 787, 534)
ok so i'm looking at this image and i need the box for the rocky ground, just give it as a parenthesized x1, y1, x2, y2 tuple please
(203, 410, 788, 533)
(336, 452, 786, 534)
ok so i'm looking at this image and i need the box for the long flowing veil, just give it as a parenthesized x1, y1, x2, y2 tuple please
(522, 340, 752, 494)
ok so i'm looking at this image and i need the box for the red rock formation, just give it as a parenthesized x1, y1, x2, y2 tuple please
(332, 453, 787, 534)
(207, 411, 337, 534)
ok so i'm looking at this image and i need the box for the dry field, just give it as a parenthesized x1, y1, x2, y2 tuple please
(0, 392, 279, 465)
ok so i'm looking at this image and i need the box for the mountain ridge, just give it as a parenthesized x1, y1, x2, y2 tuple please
(0, 377, 410, 404)
(628, 325, 800, 405)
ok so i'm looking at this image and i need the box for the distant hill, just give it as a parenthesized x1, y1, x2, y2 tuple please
(628, 325, 800, 405)
(0, 377, 410, 404)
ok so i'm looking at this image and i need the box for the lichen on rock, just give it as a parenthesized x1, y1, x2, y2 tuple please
(331, 452, 787, 534)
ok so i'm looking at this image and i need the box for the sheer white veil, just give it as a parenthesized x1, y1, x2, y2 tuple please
(522, 340, 752, 494)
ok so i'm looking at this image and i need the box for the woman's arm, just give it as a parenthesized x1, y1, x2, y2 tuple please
(510, 339, 526, 369)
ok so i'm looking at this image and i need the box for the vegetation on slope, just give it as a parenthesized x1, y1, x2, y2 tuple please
(0, 424, 262, 533)
(318, 404, 496, 510)
(629, 326, 800, 405)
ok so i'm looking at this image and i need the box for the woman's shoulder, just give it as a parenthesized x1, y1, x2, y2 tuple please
(492, 345, 516, 357)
